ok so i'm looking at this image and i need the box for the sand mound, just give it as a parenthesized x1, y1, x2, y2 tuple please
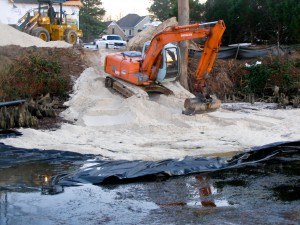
(126, 17, 201, 52)
(4, 64, 300, 161)
(127, 17, 178, 51)
(0, 23, 72, 48)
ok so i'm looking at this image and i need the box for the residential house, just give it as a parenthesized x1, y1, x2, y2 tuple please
(0, 0, 82, 27)
(104, 21, 126, 40)
(114, 14, 151, 41)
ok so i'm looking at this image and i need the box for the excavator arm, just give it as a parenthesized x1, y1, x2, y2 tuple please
(142, 20, 226, 88)
(104, 20, 225, 115)
(194, 20, 225, 91)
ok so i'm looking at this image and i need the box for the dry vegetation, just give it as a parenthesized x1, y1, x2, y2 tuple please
(0, 45, 86, 100)
(188, 49, 300, 105)
(0, 45, 87, 129)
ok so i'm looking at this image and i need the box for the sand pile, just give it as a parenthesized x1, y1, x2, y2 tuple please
(0, 23, 72, 48)
(2, 54, 300, 161)
(127, 17, 201, 52)
(127, 17, 178, 51)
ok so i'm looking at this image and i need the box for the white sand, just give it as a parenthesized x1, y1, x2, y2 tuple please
(2, 49, 300, 160)
(0, 23, 71, 48)
(0, 22, 299, 161)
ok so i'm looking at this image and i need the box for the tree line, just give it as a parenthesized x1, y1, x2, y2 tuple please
(79, 0, 300, 45)
(148, 0, 300, 45)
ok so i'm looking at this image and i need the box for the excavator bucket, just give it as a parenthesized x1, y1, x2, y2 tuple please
(182, 95, 221, 115)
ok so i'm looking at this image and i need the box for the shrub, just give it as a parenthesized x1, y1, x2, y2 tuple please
(0, 55, 69, 99)
(243, 59, 293, 95)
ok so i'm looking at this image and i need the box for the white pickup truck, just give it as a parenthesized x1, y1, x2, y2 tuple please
(95, 35, 127, 49)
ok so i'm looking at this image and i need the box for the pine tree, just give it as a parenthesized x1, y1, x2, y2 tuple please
(148, 0, 173, 21)
(80, 0, 106, 42)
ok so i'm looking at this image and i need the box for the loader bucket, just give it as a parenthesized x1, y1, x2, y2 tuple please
(182, 95, 221, 115)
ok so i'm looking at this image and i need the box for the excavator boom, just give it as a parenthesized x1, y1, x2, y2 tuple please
(142, 20, 225, 83)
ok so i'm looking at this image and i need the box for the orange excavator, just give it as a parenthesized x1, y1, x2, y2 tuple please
(104, 20, 226, 114)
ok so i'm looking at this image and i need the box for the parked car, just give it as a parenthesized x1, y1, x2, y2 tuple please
(95, 35, 126, 49)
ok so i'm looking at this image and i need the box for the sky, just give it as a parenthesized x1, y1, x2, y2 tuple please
(102, 0, 151, 21)
(102, 0, 207, 21)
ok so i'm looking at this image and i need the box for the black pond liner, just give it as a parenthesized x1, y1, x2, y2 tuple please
(0, 143, 95, 169)
(1, 140, 299, 188)
(0, 129, 23, 139)
(60, 141, 300, 185)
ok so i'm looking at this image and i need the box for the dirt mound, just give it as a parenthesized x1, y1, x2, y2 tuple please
(81, 48, 103, 71)
(188, 53, 300, 104)
(0, 23, 71, 48)
(127, 17, 178, 51)
(0, 45, 86, 129)
(126, 17, 202, 52)
(0, 45, 85, 83)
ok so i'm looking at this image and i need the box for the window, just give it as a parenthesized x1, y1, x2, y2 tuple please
(107, 35, 122, 40)
(165, 47, 179, 79)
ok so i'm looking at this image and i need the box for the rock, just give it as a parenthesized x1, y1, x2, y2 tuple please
(51, 98, 60, 109)
(36, 109, 43, 119)
(38, 93, 52, 105)
(273, 85, 279, 97)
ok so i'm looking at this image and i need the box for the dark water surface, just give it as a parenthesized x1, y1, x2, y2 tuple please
(0, 142, 300, 225)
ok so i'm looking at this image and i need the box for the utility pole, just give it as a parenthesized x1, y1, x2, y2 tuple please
(178, 0, 189, 90)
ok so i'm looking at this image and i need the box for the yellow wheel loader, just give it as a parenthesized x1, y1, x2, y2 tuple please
(15, 0, 83, 44)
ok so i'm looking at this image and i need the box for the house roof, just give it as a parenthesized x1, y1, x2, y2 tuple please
(105, 21, 113, 27)
(117, 14, 147, 28)
(12, 0, 82, 6)
(63, 0, 82, 6)
(105, 21, 125, 35)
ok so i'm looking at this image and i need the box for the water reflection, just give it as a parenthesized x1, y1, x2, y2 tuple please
(0, 192, 8, 225)
(185, 175, 231, 208)
(196, 175, 216, 207)
(0, 161, 75, 192)
(0, 143, 299, 224)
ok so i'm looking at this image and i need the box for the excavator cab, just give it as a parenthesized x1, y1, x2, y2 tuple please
(142, 42, 180, 83)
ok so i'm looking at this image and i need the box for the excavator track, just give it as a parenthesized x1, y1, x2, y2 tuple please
(105, 76, 135, 98)
(105, 76, 174, 99)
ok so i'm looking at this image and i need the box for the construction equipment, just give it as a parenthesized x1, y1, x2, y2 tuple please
(104, 20, 226, 114)
(15, 0, 82, 44)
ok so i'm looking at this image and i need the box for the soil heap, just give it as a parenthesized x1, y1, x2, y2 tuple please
(0, 23, 86, 129)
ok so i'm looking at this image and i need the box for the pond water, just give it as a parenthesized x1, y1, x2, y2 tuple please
(0, 143, 300, 225)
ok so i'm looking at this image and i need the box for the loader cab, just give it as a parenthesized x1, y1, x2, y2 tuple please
(142, 41, 180, 83)
(38, 0, 65, 25)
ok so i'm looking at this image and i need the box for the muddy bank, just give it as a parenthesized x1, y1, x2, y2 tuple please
(0, 95, 69, 129)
